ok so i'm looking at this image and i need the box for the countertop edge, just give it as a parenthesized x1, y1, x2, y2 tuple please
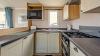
(0, 30, 36, 47)
(62, 32, 92, 56)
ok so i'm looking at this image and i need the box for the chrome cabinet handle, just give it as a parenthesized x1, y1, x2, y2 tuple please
(24, 37, 28, 39)
(74, 47, 78, 52)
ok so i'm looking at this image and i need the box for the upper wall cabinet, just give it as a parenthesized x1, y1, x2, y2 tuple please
(27, 3, 43, 20)
(81, 0, 100, 12)
(63, 5, 80, 20)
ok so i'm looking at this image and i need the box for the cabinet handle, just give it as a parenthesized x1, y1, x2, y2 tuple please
(74, 47, 78, 52)
(24, 37, 28, 39)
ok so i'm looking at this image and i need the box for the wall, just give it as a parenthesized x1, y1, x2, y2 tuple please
(71, 13, 100, 29)
(13, 9, 28, 28)
(0, 8, 28, 28)
(0, 27, 29, 36)
(32, 10, 67, 28)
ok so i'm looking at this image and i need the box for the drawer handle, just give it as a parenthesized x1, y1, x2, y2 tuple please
(74, 47, 78, 52)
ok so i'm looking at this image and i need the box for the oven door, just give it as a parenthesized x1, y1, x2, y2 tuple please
(61, 34, 70, 56)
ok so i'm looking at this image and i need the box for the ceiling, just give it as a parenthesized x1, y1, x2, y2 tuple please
(0, 0, 38, 9)
(0, 0, 67, 9)
(38, 0, 66, 7)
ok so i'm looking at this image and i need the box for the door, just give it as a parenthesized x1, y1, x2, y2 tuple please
(1, 39, 23, 56)
(48, 33, 59, 53)
(23, 34, 33, 56)
(36, 32, 48, 53)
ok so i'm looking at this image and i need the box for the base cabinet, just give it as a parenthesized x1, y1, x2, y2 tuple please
(36, 32, 60, 54)
(1, 39, 23, 56)
(48, 33, 59, 53)
(36, 32, 48, 53)
(1, 34, 34, 56)
(23, 34, 34, 56)
(70, 41, 86, 56)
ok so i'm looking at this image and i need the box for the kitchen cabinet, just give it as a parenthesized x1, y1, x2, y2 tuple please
(63, 5, 80, 20)
(27, 3, 43, 19)
(36, 32, 60, 54)
(36, 32, 48, 53)
(23, 34, 34, 56)
(1, 39, 23, 56)
(70, 41, 86, 56)
(48, 33, 59, 53)
(1, 33, 34, 56)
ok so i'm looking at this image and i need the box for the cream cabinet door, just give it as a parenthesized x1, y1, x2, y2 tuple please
(70, 42, 78, 56)
(70, 41, 86, 56)
(23, 34, 34, 56)
(48, 33, 59, 53)
(1, 39, 23, 56)
(36, 32, 48, 53)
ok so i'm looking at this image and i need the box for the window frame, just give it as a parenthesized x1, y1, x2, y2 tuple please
(48, 10, 58, 27)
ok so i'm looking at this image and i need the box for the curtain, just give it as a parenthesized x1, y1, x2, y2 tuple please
(5, 7, 13, 28)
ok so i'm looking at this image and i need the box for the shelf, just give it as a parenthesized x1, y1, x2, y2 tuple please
(27, 3, 42, 7)
(27, 3, 43, 19)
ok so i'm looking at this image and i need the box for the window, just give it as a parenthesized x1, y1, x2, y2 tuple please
(49, 10, 58, 27)
(0, 10, 7, 29)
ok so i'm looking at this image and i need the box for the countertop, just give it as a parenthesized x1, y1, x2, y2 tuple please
(0, 28, 71, 47)
(0, 30, 35, 47)
(0, 29, 68, 47)
(36, 29, 77, 32)
(62, 32, 100, 56)
(71, 38, 100, 56)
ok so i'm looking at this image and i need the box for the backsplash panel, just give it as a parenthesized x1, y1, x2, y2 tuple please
(32, 10, 67, 28)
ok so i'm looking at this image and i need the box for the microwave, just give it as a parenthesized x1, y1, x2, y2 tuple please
(27, 10, 42, 19)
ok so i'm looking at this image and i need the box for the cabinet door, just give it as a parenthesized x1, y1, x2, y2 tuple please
(23, 34, 33, 56)
(70, 41, 86, 56)
(63, 5, 69, 20)
(36, 32, 48, 53)
(69, 5, 80, 20)
(70, 42, 78, 56)
(77, 48, 86, 56)
(1, 39, 23, 56)
(48, 33, 59, 53)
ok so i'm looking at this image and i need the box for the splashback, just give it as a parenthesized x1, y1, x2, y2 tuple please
(79, 26, 100, 31)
